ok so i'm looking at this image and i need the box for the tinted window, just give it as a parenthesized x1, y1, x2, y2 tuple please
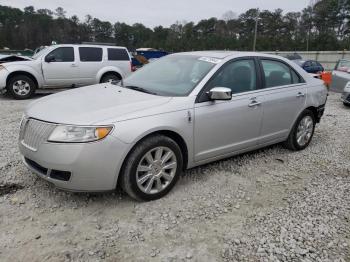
(79, 47, 102, 62)
(291, 70, 303, 84)
(206, 59, 257, 94)
(108, 48, 129, 61)
(47, 47, 74, 62)
(262, 60, 293, 88)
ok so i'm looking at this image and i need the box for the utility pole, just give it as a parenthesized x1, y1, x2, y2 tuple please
(253, 9, 259, 51)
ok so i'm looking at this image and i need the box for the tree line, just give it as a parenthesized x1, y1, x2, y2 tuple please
(0, 0, 350, 52)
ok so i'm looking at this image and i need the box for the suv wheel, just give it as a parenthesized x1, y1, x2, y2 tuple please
(283, 109, 316, 151)
(100, 73, 121, 84)
(7, 75, 36, 99)
(121, 135, 183, 201)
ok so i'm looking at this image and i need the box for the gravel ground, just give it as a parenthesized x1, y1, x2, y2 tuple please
(0, 92, 349, 262)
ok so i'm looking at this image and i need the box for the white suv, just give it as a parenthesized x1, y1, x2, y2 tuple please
(0, 44, 133, 99)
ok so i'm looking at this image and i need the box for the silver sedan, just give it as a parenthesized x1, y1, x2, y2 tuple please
(19, 51, 328, 201)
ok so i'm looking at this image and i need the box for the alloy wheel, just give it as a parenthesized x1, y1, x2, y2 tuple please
(136, 146, 177, 194)
(296, 115, 314, 146)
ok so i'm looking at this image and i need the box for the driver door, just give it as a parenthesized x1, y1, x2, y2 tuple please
(194, 58, 263, 162)
(42, 46, 80, 87)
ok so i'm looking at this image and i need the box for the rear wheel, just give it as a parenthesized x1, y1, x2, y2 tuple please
(100, 73, 121, 84)
(283, 110, 316, 151)
(120, 135, 183, 201)
(6, 75, 36, 99)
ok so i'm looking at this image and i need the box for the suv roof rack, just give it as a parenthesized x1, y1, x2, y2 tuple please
(81, 42, 116, 46)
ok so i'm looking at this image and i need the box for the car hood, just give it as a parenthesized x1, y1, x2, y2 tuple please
(26, 84, 172, 125)
(0, 55, 32, 64)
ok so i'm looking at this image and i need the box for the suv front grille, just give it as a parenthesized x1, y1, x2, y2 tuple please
(20, 119, 56, 151)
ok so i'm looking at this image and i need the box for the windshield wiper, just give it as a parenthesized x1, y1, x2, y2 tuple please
(124, 85, 158, 95)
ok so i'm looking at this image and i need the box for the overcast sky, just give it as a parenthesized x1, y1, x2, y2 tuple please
(0, 0, 310, 28)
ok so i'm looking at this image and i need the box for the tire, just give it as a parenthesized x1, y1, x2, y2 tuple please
(120, 135, 183, 201)
(344, 102, 350, 107)
(283, 109, 316, 151)
(6, 75, 36, 99)
(100, 73, 121, 84)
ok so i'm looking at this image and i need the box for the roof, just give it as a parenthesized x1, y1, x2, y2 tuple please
(174, 51, 287, 60)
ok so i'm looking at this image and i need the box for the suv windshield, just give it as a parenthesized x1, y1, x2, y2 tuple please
(123, 55, 216, 96)
(32, 47, 51, 60)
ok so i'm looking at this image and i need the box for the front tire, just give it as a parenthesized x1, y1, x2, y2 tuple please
(120, 135, 183, 201)
(6, 75, 36, 99)
(283, 109, 316, 151)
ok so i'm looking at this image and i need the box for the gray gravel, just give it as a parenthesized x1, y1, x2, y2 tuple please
(0, 92, 349, 261)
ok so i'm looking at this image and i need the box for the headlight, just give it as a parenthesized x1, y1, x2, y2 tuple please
(344, 81, 350, 92)
(48, 125, 113, 143)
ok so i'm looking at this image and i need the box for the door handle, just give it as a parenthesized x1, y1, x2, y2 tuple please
(248, 100, 261, 107)
(71, 64, 78, 67)
(296, 92, 305, 98)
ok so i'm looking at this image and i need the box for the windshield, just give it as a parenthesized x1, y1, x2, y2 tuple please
(123, 55, 217, 96)
(32, 47, 50, 60)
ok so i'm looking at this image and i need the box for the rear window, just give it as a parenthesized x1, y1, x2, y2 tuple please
(79, 47, 102, 62)
(108, 48, 129, 61)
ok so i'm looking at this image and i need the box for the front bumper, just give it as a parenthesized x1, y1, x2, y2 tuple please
(19, 135, 130, 192)
(341, 92, 350, 104)
(0, 68, 9, 91)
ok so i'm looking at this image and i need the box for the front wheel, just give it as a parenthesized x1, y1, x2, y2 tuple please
(283, 110, 316, 151)
(6, 75, 36, 99)
(120, 135, 183, 201)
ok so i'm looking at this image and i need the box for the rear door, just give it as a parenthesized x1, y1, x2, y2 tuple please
(76, 46, 104, 85)
(258, 58, 307, 144)
(42, 46, 79, 87)
(107, 48, 132, 77)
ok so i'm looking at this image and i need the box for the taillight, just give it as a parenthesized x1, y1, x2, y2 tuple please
(130, 62, 136, 72)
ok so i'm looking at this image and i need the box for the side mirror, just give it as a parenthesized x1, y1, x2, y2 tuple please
(45, 55, 55, 63)
(207, 87, 232, 101)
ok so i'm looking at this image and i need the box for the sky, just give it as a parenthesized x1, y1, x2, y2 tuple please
(0, 0, 310, 28)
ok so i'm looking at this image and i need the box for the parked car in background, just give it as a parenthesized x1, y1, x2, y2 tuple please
(293, 60, 324, 74)
(330, 59, 350, 93)
(19, 51, 328, 201)
(0, 44, 132, 99)
(341, 82, 350, 106)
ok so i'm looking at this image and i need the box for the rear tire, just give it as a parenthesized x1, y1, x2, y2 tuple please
(283, 109, 316, 151)
(100, 73, 121, 84)
(120, 135, 183, 201)
(6, 75, 36, 99)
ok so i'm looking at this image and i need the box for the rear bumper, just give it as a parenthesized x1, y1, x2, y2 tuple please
(316, 104, 326, 123)
(341, 92, 350, 104)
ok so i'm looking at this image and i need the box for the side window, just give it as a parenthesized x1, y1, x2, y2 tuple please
(261, 60, 292, 88)
(108, 48, 129, 61)
(206, 59, 257, 94)
(79, 47, 103, 62)
(291, 70, 303, 84)
(46, 47, 74, 62)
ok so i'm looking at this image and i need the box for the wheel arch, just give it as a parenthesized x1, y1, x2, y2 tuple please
(97, 67, 123, 83)
(115, 129, 189, 189)
(6, 71, 39, 88)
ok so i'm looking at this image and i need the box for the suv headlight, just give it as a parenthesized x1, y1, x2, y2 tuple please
(48, 125, 113, 143)
(344, 81, 350, 92)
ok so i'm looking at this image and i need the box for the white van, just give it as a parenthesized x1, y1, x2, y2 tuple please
(0, 44, 133, 99)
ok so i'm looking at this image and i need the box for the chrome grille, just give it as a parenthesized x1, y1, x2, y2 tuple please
(20, 119, 56, 151)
